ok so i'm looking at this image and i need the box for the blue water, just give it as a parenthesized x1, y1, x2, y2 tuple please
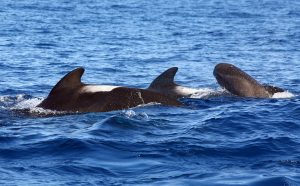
(1, 0, 300, 185)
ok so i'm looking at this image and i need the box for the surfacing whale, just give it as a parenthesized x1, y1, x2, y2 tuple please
(37, 68, 183, 113)
(213, 63, 284, 98)
(148, 67, 199, 98)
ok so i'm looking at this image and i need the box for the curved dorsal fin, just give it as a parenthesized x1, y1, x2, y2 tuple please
(148, 67, 178, 89)
(49, 67, 85, 95)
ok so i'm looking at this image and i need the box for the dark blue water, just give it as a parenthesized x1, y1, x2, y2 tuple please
(1, 0, 300, 185)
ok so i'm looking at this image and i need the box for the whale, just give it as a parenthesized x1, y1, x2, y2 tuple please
(213, 63, 284, 98)
(148, 67, 199, 98)
(37, 67, 183, 113)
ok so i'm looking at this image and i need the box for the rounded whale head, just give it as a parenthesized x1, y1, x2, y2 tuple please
(213, 63, 281, 98)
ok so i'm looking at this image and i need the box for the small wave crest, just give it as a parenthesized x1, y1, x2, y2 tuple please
(122, 109, 149, 120)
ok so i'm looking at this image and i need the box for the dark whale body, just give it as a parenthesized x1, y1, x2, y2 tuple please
(213, 63, 284, 98)
(148, 67, 198, 98)
(37, 68, 182, 113)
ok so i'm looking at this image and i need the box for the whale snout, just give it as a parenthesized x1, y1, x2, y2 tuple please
(213, 63, 235, 78)
(213, 63, 236, 88)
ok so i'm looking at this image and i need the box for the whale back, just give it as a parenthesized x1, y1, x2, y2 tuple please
(38, 67, 182, 112)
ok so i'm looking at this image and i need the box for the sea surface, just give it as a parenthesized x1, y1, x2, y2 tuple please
(0, 0, 300, 185)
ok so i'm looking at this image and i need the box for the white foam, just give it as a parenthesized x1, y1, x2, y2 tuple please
(124, 109, 136, 117)
(12, 97, 42, 109)
(27, 107, 66, 115)
(8, 96, 66, 115)
(0, 96, 11, 102)
(160, 86, 224, 99)
(272, 91, 295, 99)
(0, 94, 31, 107)
(123, 109, 149, 119)
(174, 86, 200, 96)
(190, 88, 225, 98)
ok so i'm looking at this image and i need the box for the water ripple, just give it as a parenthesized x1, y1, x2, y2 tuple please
(0, 0, 300, 185)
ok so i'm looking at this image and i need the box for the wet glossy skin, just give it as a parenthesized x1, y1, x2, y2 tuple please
(37, 68, 182, 113)
(213, 63, 274, 98)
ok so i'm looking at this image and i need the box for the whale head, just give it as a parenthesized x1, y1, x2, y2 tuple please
(213, 63, 284, 98)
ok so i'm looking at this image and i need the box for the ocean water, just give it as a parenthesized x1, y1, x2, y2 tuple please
(1, 0, 300, 185)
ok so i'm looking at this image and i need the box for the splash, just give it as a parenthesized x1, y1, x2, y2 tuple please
(12, 96, 42, 109)
(272, 91, 296, 99)
(0, 94, 67, 116)
(0, 95, 27, 106)
(122, 109, 149, 120)
(190, 88, 226, 99)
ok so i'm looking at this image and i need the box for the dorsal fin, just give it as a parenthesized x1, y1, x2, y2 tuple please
(148, 67, 178, 89)
(49, 67, 85, 95)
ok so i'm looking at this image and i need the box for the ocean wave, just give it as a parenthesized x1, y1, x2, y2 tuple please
(1, 0, 300, 185)
(1, 89, 297, 118)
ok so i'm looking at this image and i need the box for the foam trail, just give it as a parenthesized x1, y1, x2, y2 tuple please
(13, 97, 42, 109)
(8, 95, 67, 116)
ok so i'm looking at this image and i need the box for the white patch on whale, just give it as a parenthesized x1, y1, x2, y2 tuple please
(80, 85, 120, 93)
